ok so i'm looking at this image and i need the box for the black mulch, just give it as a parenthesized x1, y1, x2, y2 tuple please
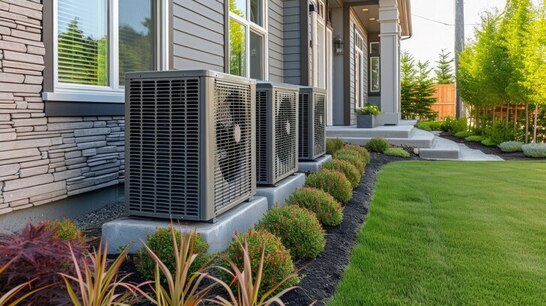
(439, 132, 544, 160)
(283, 152, 418, 306)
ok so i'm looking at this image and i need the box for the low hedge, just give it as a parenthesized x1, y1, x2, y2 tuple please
(323, 159, 361, 188)
(305, 169, 353, 204)
(258, 206, 326, 259)
(334, 151, 365, 173)
(343, 145, 371, 164)
(384, 147, 411, 158)
(465, 135, 485, 142)
(286, 187, 343, 227)
(326, 138, 345, 155)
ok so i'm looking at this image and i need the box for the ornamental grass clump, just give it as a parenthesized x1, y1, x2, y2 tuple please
(221, 229, 299, 298)
(366, 138, 391, 153)
(498, 141, 524, 152)
(323, 159, 361, 188)
(286, 187, 343, 227)
(258, 206, 325, 259)
(306, 169, 353, 204)
(384, 147, 411, 158)
(326, 138, 345, 155)
(343, 145, 371, 164)
(522, 143, 546, 158)
(0, 223, 88, 305)
(137, 227, 210, 283)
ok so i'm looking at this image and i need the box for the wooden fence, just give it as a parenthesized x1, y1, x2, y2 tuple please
(432, 84, 456, 119)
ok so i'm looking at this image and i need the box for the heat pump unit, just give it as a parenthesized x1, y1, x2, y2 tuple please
(299, 87, 327, 161)
(255, 82, 299, 186)
(125, 70, 256, 221)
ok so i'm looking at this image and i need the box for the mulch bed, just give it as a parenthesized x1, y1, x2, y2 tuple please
(439, 132, 543, 161)
(84, 152, 417, 305)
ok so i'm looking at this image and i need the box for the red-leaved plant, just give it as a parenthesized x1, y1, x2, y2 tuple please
(0, 223, 88, 305)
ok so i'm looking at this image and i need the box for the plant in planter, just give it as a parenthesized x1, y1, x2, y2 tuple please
(355, 103, 381, 128)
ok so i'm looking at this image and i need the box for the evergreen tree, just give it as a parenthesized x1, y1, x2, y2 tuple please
(414, 61, 438, 120)
(401, 52, 417, 119)
(435, 49, 455, 84)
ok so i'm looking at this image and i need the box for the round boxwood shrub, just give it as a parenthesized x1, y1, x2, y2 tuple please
(322, 159, 361, 188)
(224, 229, 299, 296)
(481, 138, 497, 147)
(366, 138, 391, 153)
(286, 187, 343, 226)
(326, 138, 345, 155)
(522, 143, 546, 158)
(384, 147, 411, 158)
(498, 141, 524, 153)
(257, 206, 325, 259)
(306, 169, 353, 204)
(334, 153, 365, 173)
(465, 135, 485, 142)
(137, 228, 210, 282)
(343, 145, 371, 164)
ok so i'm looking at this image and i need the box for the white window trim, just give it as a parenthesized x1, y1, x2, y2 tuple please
(229, 0, 269, 80)
(355, 31, 365, 108)
(370, 56, 381, 93)
(43, 0, 169, 103)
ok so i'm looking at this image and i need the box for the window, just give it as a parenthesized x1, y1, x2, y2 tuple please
(52, 0, 167, 100)
(229, 0, 267, 79)
(310, 0, 326, 89)
(370, 56, 380, 93)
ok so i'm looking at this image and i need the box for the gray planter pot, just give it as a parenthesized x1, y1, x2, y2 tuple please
(356, 115, 375, 128)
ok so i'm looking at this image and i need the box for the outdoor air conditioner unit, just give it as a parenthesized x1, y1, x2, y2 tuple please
(255, 82, 299, 186)
(299, 87, 327, 161)
(125, 70, 256, 222)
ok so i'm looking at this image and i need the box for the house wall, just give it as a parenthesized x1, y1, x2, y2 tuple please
(0, 1, 124, 223)
(283, 0, 303, 85)
(171, 0, 226, 72)
(349, 11, 369, 125)
(331, 8, 345, 126)
(268, 0, 284, 82)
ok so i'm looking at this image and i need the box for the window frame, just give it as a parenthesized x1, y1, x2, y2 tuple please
(43, 0, 169, 103)
(229, 0, 268, 80)
(370, 56, 381, 93)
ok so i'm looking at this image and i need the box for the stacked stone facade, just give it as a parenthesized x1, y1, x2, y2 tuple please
(0, 0, 124, 216)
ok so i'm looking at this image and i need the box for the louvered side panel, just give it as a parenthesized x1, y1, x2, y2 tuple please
(274, 90, 298, 181)
(314, 93, 326, 158)
(298, 92, 310, 159)
(213, 80, 254, 214)
(256, 90, 269, 184)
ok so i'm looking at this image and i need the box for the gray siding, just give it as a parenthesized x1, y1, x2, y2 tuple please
(269, 0, 284, 82)
(172, 0, 225, 72)
(283, 0, 302, 85)
(349, 15, 368, 125)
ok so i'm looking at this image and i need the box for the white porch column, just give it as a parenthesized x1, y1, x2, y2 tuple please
(378, 0, 401, 125)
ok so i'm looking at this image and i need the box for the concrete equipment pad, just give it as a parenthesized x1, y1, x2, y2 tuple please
(256, 173, 306, 208)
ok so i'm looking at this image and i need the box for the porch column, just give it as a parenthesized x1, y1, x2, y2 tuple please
(378, 0, 401, 125)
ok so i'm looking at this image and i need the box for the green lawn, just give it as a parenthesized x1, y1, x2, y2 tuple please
(329, 161, 546, 306)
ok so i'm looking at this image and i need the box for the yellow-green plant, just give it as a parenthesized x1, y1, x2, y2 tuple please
(0, 259, 46, 306)
(61, 243, 141, 306)
(207, 240, 298, 306)
(139, 226, 214, 306)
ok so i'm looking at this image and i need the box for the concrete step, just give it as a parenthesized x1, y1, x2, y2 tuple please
(327, 125, 415, 139)
(327, 127, 435, 149)
(419, 136, 460, 160)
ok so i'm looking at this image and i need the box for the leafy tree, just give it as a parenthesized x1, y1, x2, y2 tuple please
(435, 50, 455, 84)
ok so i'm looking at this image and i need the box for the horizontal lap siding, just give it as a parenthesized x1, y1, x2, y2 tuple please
(172, 0, 225, 72)
(349, 16, 368, 125)
(269, 0, 284, 82)
(283, 0, 302, 85)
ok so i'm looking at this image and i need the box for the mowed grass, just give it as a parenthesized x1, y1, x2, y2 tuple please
(329, 161, 546, 306)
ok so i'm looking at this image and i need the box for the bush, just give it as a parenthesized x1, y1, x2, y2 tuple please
(334, 153, 365, 173)
(343, 145, 371, 164)
(455, 131, 474, 138)
(258, 206, 325, 259)
(366, 138, 391, 153)
(384, 147, 411, 158)
(323, 159, 361, 188)
(522, 144, 546, 158)
(137, 228, 210, 283)
(481, 138, 497, 147)
(465, 135, 485, 142)
(306, 169, 353, 204)
(326, 139, 345, 155)
(44, 219, 84, 243)
(223, 229, 298, 296)
(442, 117, 468, 133)
(498, 141, 524, 153)
(286, 187, 343, 227)
(418, 121, 443, 131)
(0, 223, 88, 305)
(484, 121, 523, 145)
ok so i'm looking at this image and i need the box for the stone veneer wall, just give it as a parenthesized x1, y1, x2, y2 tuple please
(0, 0, 125, 216)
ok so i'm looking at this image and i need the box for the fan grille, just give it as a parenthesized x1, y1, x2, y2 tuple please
(298, 92, 310, 159)
(127, 78, 201, 218)
(275, 91, 298, 181)
(213, 80, 254, 213)
(256, 90, 268, 183)
(314, 93, 326, 157)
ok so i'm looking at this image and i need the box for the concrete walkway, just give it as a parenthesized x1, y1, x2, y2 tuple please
(456, 142, 504, 161)
(421, 133, 504, 161)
